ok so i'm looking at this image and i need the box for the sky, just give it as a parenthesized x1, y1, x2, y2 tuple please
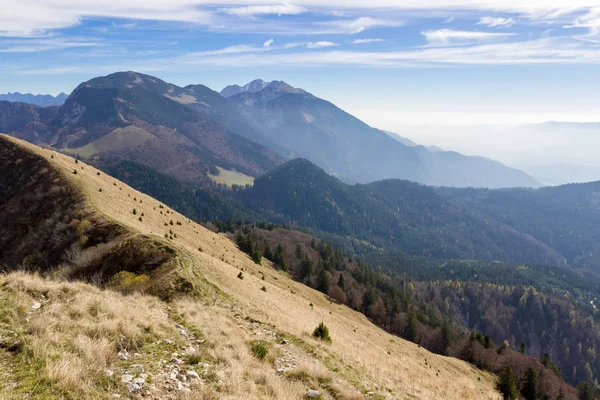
(2, 0, 600, 162)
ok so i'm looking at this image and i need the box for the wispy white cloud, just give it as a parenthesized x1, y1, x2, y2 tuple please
(352, 38, 384, 44)
(12, 36, 600, 77)
(564, 7, 600, 42)
(280, 41, 338, 49)
(0, 37, 104, 53)
(222, 4, 306, 17)
(0, 1, 212, 37)
(164, 37, 600, 68)
(318, 17, 402, 34)
(179, 44, 266, 59)
(112, 22, 139, 29)
(476, 16, 516, 27)
(2, 1, 600, 38)
(422, 28, 515, 46)
(263, 38, 274, 48)
(208, 17, 399, 36)
(307, 41, 338, 48)
(282, 42, 306, 49)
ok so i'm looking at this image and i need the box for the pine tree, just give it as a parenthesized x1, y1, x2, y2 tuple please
(441, 319, 452, 352)
(483, 334, 495, 349)
(403, 308, 419, 343)
(337, 273, 346, 291)
(522, 367, 538, 400)
(299, 258, 313, 280)
(577, 381, 594, 400)
(251, 248, 262, 265)
(519, 341, 526, 354)
(263, 245, 273, 260)
(274, 244, 288, 271)
(316, 266, 330, 294)
(497, 366, 518, 400)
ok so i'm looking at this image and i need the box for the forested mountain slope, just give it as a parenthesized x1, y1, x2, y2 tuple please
(235, 158, 564, 266)
(223, 223, 584, 397)
(440, 183, 600, 268)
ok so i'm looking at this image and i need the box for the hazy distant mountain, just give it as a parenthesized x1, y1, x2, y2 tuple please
(385, 130, 444, 152)
(223, 79, 540, 188)
(0, 92, 68, 107)
(520, 163, 600, 186)
(220, 79, 306, 98)
(384, 130, 419, 146)
(531, 121, 600, 130)
(220, 79, 268, 97)
(510, 121, 600, 169)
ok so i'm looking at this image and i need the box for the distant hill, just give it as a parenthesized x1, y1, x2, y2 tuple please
(223, 79, 541, 188)
(440, 182, 600, 269)
(235, 158, 562, 266)
(0, 91, 68, 107)
(520, 163, 600, 186)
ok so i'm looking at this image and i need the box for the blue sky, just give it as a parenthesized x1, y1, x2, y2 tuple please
(2, 1, 600, 132)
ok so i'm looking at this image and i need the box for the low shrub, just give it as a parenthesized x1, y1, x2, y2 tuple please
(106, 271, 150, 294)
(250, 340, 269, 360)
(313, 322, 331, 343)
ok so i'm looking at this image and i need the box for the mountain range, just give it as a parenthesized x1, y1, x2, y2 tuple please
(0, 91, 68, 107)
(0, 72, 283, 186)
(0, 71, 540, 189)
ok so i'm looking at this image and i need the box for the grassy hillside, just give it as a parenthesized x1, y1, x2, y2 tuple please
(0, 134, 500, 399)
(208, 166, 255, 187)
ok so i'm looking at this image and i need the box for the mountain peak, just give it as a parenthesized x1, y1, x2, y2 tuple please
(77, 71, 170, 92)
(220, 79, 305, 98)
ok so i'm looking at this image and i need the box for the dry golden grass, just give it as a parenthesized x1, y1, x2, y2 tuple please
(0, 271, 179, 399)
(176, 301, 311, 400)
(1, 135, 501, 399)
